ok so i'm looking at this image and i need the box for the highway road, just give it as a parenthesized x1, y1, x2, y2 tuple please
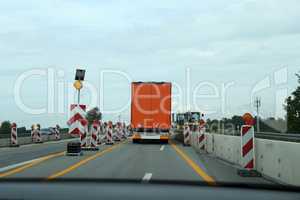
(0, 139, 274, 185)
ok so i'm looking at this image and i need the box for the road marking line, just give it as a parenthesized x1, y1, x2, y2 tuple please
(142, 173, 152, 182)
(0, 151, 65, 178)
(160, 145, 165, 151)
(0, 138, 77, 151)
(48, 143, 124, 180)
(0, 158, 41, 173)
(170, 142, 216, 185)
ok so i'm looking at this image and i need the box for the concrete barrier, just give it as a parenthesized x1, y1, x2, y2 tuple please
(0, 133, 74, 148)
(191, 131, 300, 186)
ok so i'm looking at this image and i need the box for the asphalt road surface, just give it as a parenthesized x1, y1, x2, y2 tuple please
(0, 139, 274, 185)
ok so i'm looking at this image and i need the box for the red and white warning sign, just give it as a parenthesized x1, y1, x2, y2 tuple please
(106, 121, 114, 144)
(183, 123, 191, 146)
(11, 123, 18, 146)
(241, 125, 255, 170)
(198, 119, 206, 150)
(91, 120, 100, 148)
(67, 104, 86, 136)
(80, 118, 88, 148)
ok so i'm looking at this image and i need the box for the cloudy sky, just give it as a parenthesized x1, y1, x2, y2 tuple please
(0, 0, 300, 128)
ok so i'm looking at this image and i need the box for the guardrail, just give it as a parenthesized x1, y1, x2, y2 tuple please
(0, 133, 74, 148)
(210, 130, 300, 143)
(255, 132, 300, 143)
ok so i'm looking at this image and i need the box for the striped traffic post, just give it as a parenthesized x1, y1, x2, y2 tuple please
(198, 119, 206, 151)
(106, 121, 114, 145)
(183, 123, 191, 146)
(36, 124, 42, 143)
(31, 124, 43, 143)
(90, 120, 99, 150)
(10, 123, 19, 147)
(80, 118, 88, 148)
(97, 120, 102, 145)
(238, 113, 261, 177)
(241, 125, 255, 169)
(116, 122, 123, 141)
(122, 122, 127, 138)
(54, 125, 61, 140)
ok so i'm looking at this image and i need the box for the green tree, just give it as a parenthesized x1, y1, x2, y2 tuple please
(285, 73, 300, 133)
(0, 121, 11, 137)
(86, 107, 102, 126)
(231, 115, 244, 130)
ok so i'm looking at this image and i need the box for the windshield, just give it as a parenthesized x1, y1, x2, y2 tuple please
(1, 0, 300, 190)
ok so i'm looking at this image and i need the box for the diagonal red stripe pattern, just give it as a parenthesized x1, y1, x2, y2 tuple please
(242, 126, 252, 136)
(242, 138, 253, 157)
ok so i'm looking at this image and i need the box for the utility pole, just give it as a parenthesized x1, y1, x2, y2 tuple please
(254, 97, 261, 132)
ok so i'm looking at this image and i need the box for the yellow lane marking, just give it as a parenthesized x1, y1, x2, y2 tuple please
(0, 151, 65, 178)
(170, 142, 216, 185)
(48, 143, 124, 180)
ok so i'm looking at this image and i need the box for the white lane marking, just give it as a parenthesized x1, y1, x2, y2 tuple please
(160, 145, 165, 151)
(142, 173, 152, 182)
(0, 138, 77, 151)
(0, 158, 41, 173)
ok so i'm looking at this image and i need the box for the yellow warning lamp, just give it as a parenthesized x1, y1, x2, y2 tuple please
(73, 80, 83, 90)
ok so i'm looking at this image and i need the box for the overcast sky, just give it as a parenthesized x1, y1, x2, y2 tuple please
(0, 0, 300, 128)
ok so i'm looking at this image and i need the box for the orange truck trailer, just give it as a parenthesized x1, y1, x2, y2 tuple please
(131, 82, 172, 143)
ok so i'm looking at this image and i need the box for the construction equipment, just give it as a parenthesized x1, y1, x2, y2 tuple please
(131, 82, 172, 143)
(175, 112, 202, 131)
(175, 113, 185, 130)
(185, 112, 201, 131)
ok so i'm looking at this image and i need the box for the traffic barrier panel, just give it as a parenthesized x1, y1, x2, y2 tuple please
(54, 125, 61, 140)
(31, 124, 43, 143)
(183, 124, 191, 146)
(97, 120, 103, 145)
(90, 120, 99, 150)
(241, 125, 255, 169)
(80, 119, 88, 148)
(122, 123, 127, 138)
(198, 129, 206, 151)
(10, 123, 19, 147)
(238, 125, 261, 177)
(68, 104, 86, 136)
(115, 122, 123, 141)
(197, 119, 206, 151)
(106, 121, 114, 145)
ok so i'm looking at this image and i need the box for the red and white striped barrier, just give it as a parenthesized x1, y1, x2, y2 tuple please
(198, 119, 206, 151)
(115, 122, 123, 141)
(54, 125, 60, 140)
(91, 120, 99, 148)
(10, 123, 18, 147)
(198, 129, 205, 151)
(183, 124, 191, 146)
(106, 121, 114, 144)
(241, 125, 255, 170)
(122, 123, 127, 137)
(80, 119, 88, 148)
(31, 124, 42, 143)
(67, 104, 86, 136)
(97, 120, 103, 145)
